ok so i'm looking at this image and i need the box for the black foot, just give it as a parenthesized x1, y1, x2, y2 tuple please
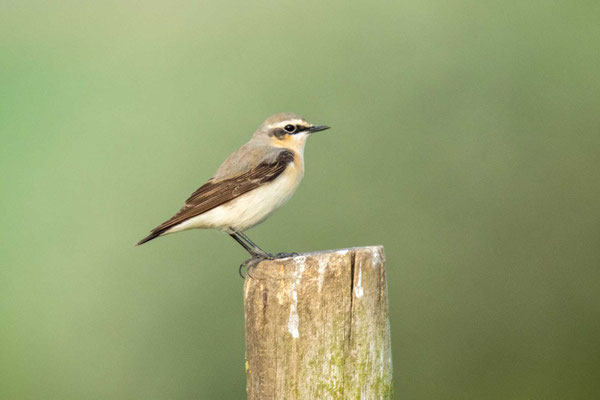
(238, 253, 300, 278)
(274, 252, 299, 259)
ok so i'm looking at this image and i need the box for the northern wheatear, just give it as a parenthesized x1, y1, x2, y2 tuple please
(137, 113, 330, 263)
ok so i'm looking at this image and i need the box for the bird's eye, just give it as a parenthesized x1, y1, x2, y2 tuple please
(283, 124, 296, 133)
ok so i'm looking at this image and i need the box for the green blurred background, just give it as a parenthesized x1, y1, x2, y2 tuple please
(2, 1, 599, 398)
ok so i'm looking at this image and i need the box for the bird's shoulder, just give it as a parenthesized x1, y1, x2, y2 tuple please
(213, 142, 293, 181)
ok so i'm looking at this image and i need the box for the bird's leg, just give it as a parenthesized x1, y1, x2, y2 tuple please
(229, 231, 272, 259)
(230, 231, 297, 277)
(229, 232, 254, 254)
(229, 230, 274, 279)
(235, 231, 274, 258)
(236, 231, 299, 259)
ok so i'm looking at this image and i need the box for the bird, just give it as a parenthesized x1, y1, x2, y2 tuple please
(136, 112, 330, 264)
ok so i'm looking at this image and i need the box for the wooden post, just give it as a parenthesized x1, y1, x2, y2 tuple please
(243, 246, 393, 399)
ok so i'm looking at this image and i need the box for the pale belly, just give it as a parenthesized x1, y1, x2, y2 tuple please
(165, 162, 303, 234)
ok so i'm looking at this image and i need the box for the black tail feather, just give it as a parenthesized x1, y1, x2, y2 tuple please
(136, 229, 167, 246)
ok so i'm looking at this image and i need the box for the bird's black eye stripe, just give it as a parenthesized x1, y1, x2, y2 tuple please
(272, 124, 310, 137)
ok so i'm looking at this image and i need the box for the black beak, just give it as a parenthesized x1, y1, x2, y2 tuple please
(308, 125, 330, 133)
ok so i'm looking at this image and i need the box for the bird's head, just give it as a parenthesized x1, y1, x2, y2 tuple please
(254, 113, 330, 153)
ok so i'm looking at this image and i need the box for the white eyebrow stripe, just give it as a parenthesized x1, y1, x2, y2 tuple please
(274, 119, 306, 128)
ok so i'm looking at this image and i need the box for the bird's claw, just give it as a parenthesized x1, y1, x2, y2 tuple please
(238, 256, 264, 279)
(238, 252, 300, 278)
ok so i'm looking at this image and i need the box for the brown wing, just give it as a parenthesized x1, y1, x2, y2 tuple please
(136, 150, 294, 245)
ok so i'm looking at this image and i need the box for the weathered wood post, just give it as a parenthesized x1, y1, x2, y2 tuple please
(243, 246, 393, 399)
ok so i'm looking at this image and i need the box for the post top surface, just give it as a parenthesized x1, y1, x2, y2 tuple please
(271, 245, 384, 261)
(246, 245, 385, 281)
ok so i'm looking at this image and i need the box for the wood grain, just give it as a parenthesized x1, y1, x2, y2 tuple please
(243, 246, 393, 399)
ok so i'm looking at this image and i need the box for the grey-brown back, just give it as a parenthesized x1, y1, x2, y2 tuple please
(214, 141, 284, 180)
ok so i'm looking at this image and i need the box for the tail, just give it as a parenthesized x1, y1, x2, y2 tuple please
(136, 207, 189, 246)
(135, 227, 169, 246)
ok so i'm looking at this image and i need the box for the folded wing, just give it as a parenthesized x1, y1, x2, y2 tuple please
(136, 149, 294, 245)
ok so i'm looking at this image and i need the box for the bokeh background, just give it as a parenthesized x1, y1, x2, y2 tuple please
(2, 1, 600, 398)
